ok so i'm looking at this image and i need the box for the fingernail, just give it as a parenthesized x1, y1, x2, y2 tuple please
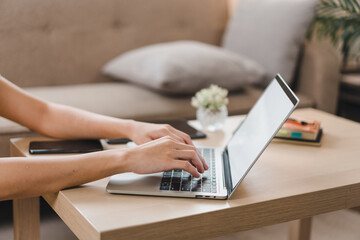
(203, 163, 208, 170)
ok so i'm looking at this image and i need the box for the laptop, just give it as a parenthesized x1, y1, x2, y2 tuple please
(106, 74, 299, 199)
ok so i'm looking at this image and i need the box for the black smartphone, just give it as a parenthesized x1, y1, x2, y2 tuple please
(29, 139, 103, 154)
(106, 119, 206, 145)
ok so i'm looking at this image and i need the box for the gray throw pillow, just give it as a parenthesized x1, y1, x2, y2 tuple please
(102, 41, 265, 94)
(222, 0, 318, 85)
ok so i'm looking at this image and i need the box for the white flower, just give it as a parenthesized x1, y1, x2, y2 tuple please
(191, 84, 229, 111)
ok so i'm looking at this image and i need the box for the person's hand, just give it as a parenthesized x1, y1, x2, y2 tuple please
(127, 121, 208, 170)
(124, 136, 206, 177)
(128, 121, 191, 144)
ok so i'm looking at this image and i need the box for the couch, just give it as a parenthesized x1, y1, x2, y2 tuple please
(0, 0, 341, 157)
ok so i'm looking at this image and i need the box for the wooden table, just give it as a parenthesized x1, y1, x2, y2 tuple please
(11, 108, 360, 240)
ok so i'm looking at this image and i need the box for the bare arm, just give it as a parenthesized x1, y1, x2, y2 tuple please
(0, 149, 127, 200)
(0, 75, 134, 139)
(0, 75, 208, 153)
(0, 75, 207, 200)
(0, 137, 201, 201)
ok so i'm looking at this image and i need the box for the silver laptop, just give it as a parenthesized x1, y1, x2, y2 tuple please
(106, 74, 299, 199)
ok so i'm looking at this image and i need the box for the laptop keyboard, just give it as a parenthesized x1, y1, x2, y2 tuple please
(160, 148, 217, 193)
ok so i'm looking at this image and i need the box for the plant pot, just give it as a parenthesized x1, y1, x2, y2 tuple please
(196, 106, 228, 132)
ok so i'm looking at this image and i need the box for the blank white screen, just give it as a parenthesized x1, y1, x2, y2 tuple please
(228, 78, 295, 188)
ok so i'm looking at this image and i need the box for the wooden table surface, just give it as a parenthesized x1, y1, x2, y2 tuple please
(10, 108, 360, 240)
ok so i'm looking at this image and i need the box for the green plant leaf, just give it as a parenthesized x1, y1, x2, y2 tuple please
(308, 0, 360, 64)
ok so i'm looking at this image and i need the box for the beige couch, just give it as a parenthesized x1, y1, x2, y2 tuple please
(0, 0, 341, 157)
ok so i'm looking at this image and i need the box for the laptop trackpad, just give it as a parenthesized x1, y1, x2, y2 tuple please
(107, 172, 162, 194)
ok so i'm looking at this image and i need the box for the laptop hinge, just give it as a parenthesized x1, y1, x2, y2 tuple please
(222, 148, 233, 197)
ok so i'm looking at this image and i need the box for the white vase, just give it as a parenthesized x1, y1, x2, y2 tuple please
(196, 106, 228, 132)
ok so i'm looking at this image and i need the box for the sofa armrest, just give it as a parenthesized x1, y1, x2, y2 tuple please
(297, 38, 342, 114)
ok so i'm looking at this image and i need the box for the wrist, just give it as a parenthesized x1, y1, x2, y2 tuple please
(123, 119, 138, 140)
(105, 149, 131, 175)
(106, 119, 136, 140)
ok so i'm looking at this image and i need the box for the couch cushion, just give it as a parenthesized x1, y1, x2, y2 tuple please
(0, 82, 315, 135)
(102, 41, 266, 94)
(222, 0, 318, 85)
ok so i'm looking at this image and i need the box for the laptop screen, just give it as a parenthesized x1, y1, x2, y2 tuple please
(227, 75, 298, 192)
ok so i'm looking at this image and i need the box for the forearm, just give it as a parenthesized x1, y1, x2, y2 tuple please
(0, 149, 128, 201)
(0, 76, 136, 140)
(39, 103, 135, 140)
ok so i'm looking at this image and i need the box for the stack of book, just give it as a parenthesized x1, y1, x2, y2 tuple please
(273, 117, 323, 146)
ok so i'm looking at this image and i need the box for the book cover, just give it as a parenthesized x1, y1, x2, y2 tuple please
(276, 117, 321, 141)
(273, 129, 323, 147)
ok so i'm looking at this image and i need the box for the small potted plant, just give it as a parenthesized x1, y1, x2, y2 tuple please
(191, 85, 229, 131)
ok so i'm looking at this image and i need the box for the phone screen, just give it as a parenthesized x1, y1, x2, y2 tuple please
(29, 139, 103, 154)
